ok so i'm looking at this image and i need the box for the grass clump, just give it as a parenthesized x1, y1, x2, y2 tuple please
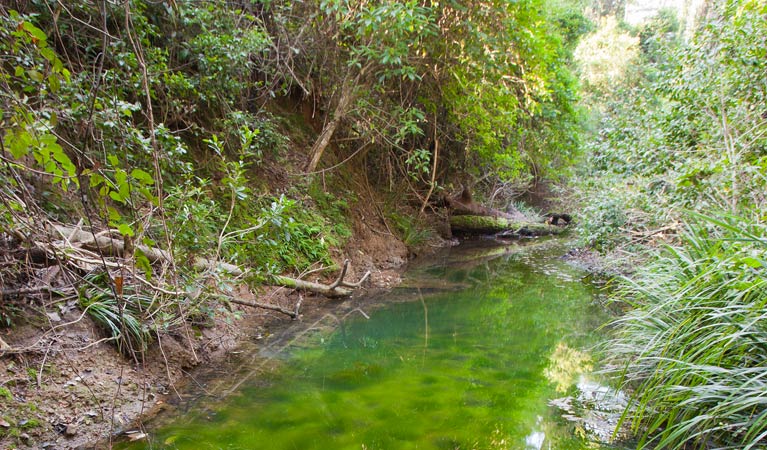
(606, 212, 767, 449)
(389, 212, 434, 250)
(78, 273, 157, 357)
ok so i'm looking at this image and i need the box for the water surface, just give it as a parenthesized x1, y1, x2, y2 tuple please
(122, 239, 622, 449)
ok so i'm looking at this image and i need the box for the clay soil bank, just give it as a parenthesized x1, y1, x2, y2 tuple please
(0, 224, 410, 450)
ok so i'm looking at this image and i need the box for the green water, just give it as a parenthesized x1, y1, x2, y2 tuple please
(123, 239, 619, 449)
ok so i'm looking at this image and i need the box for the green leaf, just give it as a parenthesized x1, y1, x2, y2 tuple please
(48, 74, 60, 93)
(740, 257, 763, 269)
(109, 191, 126, 203)
(26, 70, 43, 82)
(118, 223, 134, 237)
(40, 47, 56, 63)
(89, 173, 105, 188)
(115, 170, 128, 187)
(131, 168, 154, 186)
(142, 237, 157, 247)
(134, 249, 153, 280)
(22, 21, 47, 43)
(107, 207, 121, 222)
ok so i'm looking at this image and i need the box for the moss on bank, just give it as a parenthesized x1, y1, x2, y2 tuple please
(449, 215, 566, 236)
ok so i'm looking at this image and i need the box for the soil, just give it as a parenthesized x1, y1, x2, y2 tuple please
(0, 195, 415, 450)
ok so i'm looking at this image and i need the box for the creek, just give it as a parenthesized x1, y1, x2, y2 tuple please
(118, 238, 628, 449)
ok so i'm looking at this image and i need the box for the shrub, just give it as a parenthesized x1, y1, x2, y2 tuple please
(606, 213, 767, 449)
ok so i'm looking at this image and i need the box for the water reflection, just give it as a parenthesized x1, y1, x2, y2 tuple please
(525, 417, 546, 449)
(550, 376, 630, 444)
(118, 238, 628, 450)
(545, 342, 594, 394)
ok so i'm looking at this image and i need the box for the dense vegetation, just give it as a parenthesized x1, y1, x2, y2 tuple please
(575, 1, 767, 448)
(0, 1, 584, 355)
(3, 0, 766, 448)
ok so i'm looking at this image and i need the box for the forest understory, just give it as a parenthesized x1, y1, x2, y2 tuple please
(3, 0, 767, 449)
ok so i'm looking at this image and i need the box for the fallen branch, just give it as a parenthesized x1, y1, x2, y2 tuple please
(0, 285, 69, 297)
(48, 225, 370, 298)
(225, 297, 299, 319)
(272, 260, 370, 298)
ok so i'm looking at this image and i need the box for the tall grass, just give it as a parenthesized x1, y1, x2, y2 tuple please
(78, 273, 157, 357)
(606, 213, 767, 449)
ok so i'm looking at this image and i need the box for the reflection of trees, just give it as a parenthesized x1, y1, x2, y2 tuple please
(544, 342, 594, 393)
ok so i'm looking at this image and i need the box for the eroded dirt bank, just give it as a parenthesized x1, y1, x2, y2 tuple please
(0, 220, 410, 450)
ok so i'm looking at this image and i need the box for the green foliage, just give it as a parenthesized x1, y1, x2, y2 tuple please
(606, 213, 767, 449)
(638, 8, 681, 68)
(439, 0, 588, 182)
(319, 0, 435, 81)
(575, 180, 633, 251)
(0, 387, 11, 401)
(307, 182, 353, 242)
(165, 177, 223, 257)
(274, 0, 586, 186)
(216, 112, 287, 164)
(574, 16, 640, 98)
(19, 418, 39, 429)
(577, 0, 767, 247)
(0, 300, 20, 328)
(389, 212, 432, 249)
(0, 10, 77, 203)
(579, 2, 767, 448)
(78, 273, 156, 356)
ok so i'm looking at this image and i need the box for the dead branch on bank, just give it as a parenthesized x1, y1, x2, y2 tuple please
(48, 225, 369, 296)
(13, 225, 369, 314)
(444, 186, 528, 221)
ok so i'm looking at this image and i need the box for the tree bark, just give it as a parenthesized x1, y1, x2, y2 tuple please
(46, 225, 370, 298)
(445, 186, 527, 221)
(305, 75, 357, 173)
(449, 215, 565, 236)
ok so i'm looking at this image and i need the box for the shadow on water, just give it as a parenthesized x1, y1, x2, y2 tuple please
(118, 237, 631, 450)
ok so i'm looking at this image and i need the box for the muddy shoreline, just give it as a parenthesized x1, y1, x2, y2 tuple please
(1, 234, 611, 450)
(0, 209, 413, 450)
(0, 262, 407, 450)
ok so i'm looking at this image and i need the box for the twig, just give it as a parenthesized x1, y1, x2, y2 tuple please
(0, 286, 70, 297)
(419, 112, 440, 216)
(225, 297, 298, 319)
(339, 270, 371, 288)
(327, 259, 350, 289)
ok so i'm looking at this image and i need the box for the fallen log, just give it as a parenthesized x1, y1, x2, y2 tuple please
(445, 186, 527, 221)
(450, 215, 566, 236)
(273, 259, 370, 299)
(45, 225, 370, 299)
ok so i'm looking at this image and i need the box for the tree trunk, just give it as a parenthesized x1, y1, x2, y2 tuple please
(446, 186, 527, 221)
(305, 76, 357, 173)
(46, 225, 370, 298)
(449, 215, 565, 236)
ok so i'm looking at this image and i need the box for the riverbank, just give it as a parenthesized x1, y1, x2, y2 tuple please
(0, 241, 410, 450)
(114, 237, 617, 449)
